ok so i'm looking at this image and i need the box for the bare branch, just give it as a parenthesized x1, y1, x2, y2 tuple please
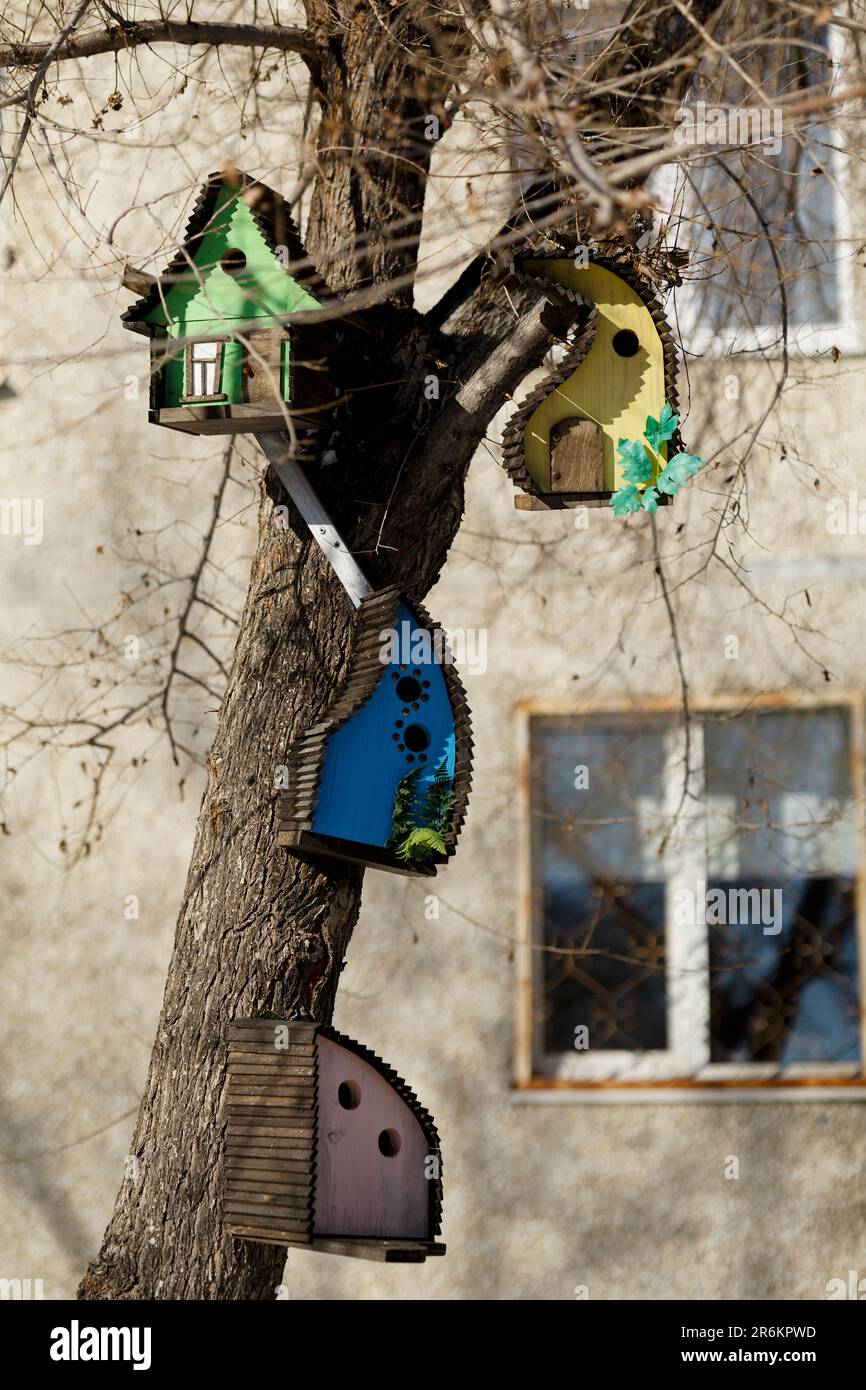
(0, 20, 316, 69)
(0, 0, 92, 207)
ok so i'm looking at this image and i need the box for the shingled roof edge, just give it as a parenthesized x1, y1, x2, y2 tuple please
(121, 168, 329, 335)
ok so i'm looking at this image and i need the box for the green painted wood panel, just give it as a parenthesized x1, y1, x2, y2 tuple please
(145, 182, 317, 408)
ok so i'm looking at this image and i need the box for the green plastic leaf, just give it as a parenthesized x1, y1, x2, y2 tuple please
(644, 402, 678, 452)
(610, 484, 642, 516)
(668, 450, 705, 478)
(641, 486, 660, 513)
(616, 437, 653, 485)
(386, 766, 424, 850)
(656, 451, 705, 495)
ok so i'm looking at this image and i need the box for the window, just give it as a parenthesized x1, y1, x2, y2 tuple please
(665, 133, 851, 357)
(184, 340, 225, 401)
(517, 699, 866, 1095)
(656, 23, 859, 356)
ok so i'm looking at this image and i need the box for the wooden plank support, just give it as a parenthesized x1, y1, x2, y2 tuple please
(255, 430, 372, 608)
(295, 1238, 447, 1263)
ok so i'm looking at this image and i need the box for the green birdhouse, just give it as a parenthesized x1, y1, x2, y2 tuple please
(122, 170, 334, 436)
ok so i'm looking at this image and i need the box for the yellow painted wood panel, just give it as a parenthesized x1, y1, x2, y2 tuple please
(522, 259, 668, 492)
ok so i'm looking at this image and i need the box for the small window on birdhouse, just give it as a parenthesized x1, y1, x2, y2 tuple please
(183, 340, 226, 401)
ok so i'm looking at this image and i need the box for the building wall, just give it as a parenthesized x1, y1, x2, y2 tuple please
(2, 37, 866, 1302)
(285, 401, 866, 1300)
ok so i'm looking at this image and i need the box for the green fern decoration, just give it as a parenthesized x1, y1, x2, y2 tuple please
(386, 766, 423, 850)
(386, 758, 454, 864)
(395, 826, 447, 863)
(417, 757, 454, 837)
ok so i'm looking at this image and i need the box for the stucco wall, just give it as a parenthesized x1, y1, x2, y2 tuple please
(2, 39, 866, 1302)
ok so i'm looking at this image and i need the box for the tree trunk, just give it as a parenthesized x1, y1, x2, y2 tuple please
(78, 0, 733, 1299)
(77, 254, 574, 1306)
(77, 0, 479, 1303)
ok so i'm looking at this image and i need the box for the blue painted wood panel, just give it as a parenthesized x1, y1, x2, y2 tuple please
(312, 603, 456, 848)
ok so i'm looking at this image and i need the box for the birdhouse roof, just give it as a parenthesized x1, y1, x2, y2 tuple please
(121, 169, 324, 336)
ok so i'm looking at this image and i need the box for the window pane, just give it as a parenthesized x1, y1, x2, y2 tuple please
(530, 718, 669, 1056)
(705, 709, 860, 1064)
(193, 342, 218, 361)
(669, 22, 840, 337)
(682, 135, 839, 335)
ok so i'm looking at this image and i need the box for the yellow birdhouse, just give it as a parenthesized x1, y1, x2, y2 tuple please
(501, 255, 683, 510)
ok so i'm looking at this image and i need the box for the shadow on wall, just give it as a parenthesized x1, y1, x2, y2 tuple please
(468, 1100, 866, 1300)
(0, 1091, 102, 1270)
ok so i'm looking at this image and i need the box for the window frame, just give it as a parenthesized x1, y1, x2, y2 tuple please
(181, 337, 228, 404)
(514, 691, 866, 1101)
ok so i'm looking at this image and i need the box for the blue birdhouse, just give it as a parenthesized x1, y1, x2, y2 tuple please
(276, 587, 473, 875)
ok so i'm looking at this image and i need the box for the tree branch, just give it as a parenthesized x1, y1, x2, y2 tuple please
(0, 20, 316, 69)
(0, 0, 92, 207)
(373, 285, 579, 586)
(425, 0, 737, 330)
(435, 289, 578, 461)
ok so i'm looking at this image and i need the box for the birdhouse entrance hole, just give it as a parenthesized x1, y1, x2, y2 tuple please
(221, 248, 247, 274)
(338, 1079, 361, 1110)
(378, 1129, 402, 1158)
(612, 328, 640, 357)
(395, 675, 422, 702)
(403, 725, 430, 753)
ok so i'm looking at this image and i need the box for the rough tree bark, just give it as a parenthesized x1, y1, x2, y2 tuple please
(76, 0, 733, 1299)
